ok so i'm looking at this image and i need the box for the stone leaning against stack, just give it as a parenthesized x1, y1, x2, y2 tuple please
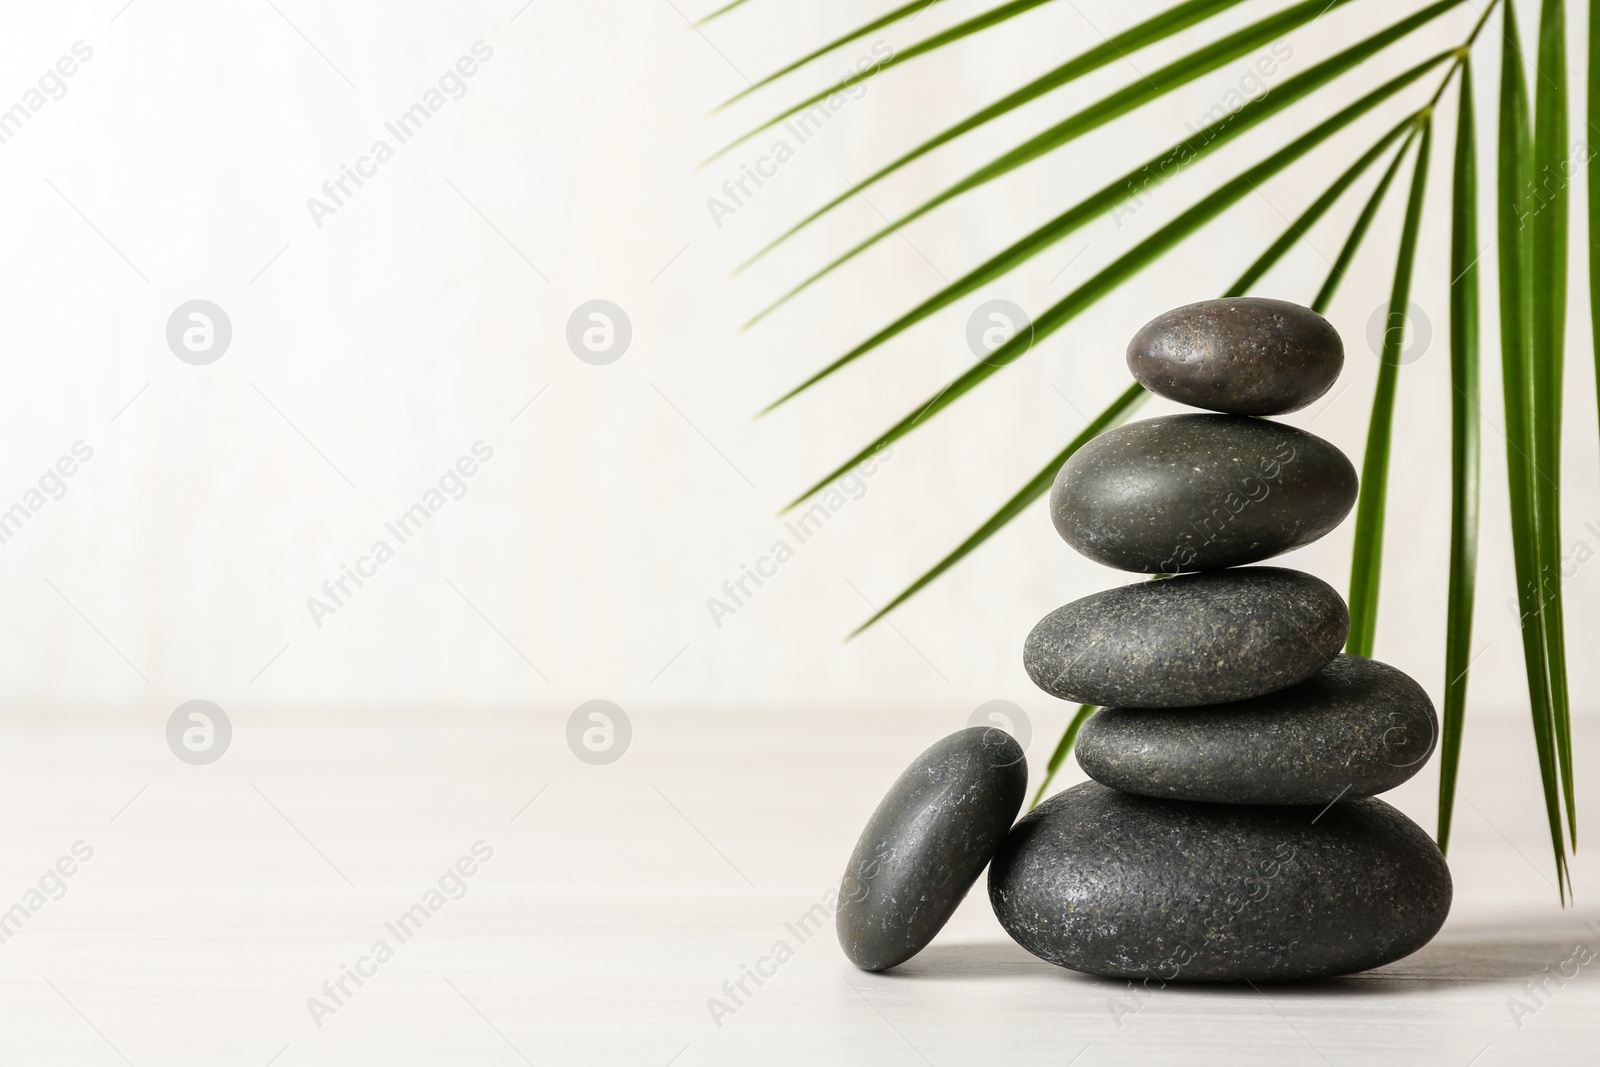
(836, 298, 1451, 982)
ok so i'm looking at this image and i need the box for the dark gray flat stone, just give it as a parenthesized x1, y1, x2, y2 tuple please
(1023, 567, 1347, 708)
(1050, 414, 1357, 573)
(1127, 297, 1343, 416)
(988, 781, 1451, 981)
(837, 727, 1027, 971)
(1076, 655, 1437, 804)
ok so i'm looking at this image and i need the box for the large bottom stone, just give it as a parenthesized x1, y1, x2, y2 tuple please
(988, 782, 1450, 981)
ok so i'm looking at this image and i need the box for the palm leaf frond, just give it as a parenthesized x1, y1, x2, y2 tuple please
(1031, 704, 1097, 809)
(694, 0, 756, 27)
(1497, 0, 1570, 899)
(1230, 116, 1416, 297)
(784, 54, 1449, 511)
(849, 383, 1147, 637)
(711, 0, 947, 99)
(710, 0, 1057, 134)
(750, 0, 1475, 325)
(732, 0, 1251, 257)
(855, 112, 1421, 636)
(754, 0, 1463, 376)
(1438, 58, 1481, 854)
(1347, 118, 1432, 658)
(1532, 0, 1574, 849)
(1312, 124, 1422, 313)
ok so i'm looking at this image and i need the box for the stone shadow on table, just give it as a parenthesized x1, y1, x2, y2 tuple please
(877, 941, 1059, 980)
(879, 913, 1600, 990)
(1321, 912, 1600, 993)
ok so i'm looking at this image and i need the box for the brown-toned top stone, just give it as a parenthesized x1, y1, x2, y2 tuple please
(1127, 297, 1343, 415)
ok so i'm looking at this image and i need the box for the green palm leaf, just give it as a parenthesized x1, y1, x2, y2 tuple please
(1497, 0, 1570, 899)
(748, 0, 1469, 324)
(1438, 58, 1480, 854)
(753, 1, 1461, 383)
(1031, 704, 1097, 809)
(1591, 0, 1600, 631)
(852, 113, 1415, 637)
(710, 0, 1057, 133)
(1312, 125, 1421, 313)
(729, 0, 1249, 252)
(1589, 0, 1600, 849)
(708, 0, 951, 108)
(849, 383, 1148, 637)
(694, 0, 755, 27)
(1532, 0, 1575, 848)
(1347, 119, 1432, 659)
(784, 54, 1449, 511)
(1230, 116, 1416, 297)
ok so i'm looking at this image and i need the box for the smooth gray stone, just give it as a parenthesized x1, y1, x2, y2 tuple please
(837, 727, 1027, 971)
(988, 781, 1451, 981)
(1075, 656, 1437, 804)
(1023, 567, 1347, 708)
(1127, 297, 1343, 415)
(1050, 414, 1358, 573)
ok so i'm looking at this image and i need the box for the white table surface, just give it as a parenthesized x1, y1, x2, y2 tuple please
(0, 706, 1595, 1065)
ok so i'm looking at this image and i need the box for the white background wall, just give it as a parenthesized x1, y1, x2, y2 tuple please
(0, 0, 1595, 762)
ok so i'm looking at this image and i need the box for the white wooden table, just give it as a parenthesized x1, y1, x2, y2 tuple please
(0, 707, 1594, 1065)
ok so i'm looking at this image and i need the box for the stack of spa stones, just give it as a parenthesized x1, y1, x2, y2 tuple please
(836, 299, 1451, 982)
